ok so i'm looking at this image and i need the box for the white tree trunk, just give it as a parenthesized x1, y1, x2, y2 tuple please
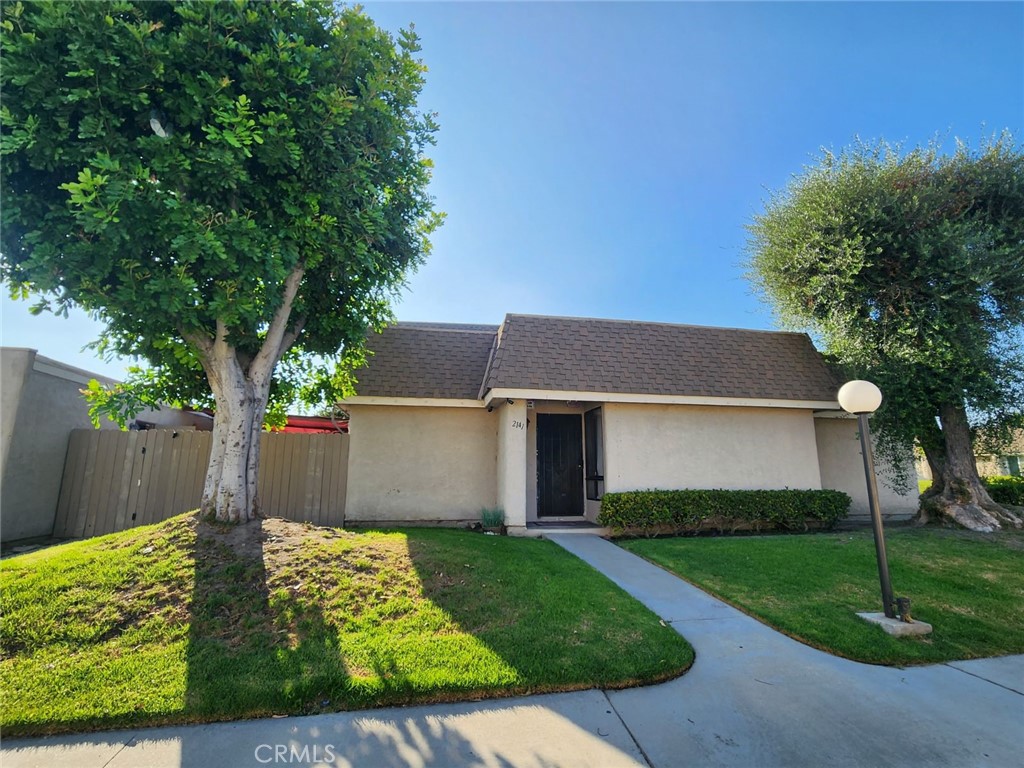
(186, 266, 305, 524)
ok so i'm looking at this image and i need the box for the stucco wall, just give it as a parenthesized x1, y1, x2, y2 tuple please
(602, 403, 823, 492)
(1, 349, 119, 542)
(345, 405, 497, 523)
(496, 399, 528, 529)
(814, 417, 918, 521)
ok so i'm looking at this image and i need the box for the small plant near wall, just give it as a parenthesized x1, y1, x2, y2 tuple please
(480, 507, 506, 535)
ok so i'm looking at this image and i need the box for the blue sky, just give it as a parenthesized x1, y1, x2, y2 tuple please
(2, 1, 1022, 379)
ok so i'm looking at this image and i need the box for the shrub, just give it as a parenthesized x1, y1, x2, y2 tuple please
(480, 507, 505, 528)
(983, 476, 1024, 506)
(597, 488, 851, 536)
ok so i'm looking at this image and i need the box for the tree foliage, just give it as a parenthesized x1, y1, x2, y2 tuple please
(1, 0, 442, 520)
(747, 134, 1024, 529)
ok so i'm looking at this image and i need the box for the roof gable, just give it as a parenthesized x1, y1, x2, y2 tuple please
(354, 323, 497, 400)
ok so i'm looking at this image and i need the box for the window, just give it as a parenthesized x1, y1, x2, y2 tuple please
(584, 407, 604, 500)
(1006, 455, 1021, 477)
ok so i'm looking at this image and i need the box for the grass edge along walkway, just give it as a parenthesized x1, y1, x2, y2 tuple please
(620, 527, 1024, 666)
(0, 514, 693, 737)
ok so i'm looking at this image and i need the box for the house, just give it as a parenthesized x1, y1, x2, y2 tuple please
(916, 429, 1024, 480)
(978, 432, 1024, 478)
(342, 314, 918, 534)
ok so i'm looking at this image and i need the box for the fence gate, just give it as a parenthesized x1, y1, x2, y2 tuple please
(53, 429, 349, 539)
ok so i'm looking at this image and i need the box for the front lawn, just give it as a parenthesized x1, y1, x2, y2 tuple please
(620, 528, 1024, 665)
(1, 514, 692, 737)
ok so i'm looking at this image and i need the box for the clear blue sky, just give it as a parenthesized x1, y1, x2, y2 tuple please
(2, 1, 1021, 379)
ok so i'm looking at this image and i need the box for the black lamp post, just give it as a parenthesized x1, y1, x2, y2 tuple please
(838, 380, 896, 620)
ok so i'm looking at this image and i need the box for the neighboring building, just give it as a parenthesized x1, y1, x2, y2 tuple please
(976, 430, 1024, 478)
(918, 430, 1024, 480)
(1, 348, 120, 541)
(342, 314, 918, 533)
(0, 348, 213, 543)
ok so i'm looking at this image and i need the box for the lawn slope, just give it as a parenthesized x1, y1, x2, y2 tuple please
(1, 514, 692, 737)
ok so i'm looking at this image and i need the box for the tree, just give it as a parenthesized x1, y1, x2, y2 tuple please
(1, 1, 442, 522)
(747, 134, 1024, 532)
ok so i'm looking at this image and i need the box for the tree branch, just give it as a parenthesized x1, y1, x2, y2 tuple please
(251, 265, 305, 386)
(180, 325, 214, 359)
(276, 314, 307, 366)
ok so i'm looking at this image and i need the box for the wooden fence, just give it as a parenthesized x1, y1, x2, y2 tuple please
(53, 429, 349, 539)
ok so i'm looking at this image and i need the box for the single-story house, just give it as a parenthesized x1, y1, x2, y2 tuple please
(916, 429, 1024, 480)
(342, 314, 918, 534)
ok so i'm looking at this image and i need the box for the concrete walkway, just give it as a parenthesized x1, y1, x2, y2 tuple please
(3, 537, 1022, 768)
(550, 534, 1024, 768)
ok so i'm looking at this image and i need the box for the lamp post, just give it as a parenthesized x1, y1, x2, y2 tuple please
(837, 380, 896, 620)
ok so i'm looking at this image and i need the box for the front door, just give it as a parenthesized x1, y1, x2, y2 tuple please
(537, 413, 584, 518)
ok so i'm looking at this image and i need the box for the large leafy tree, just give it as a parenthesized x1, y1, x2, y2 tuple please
(747, 135, 1023, 532)
(1, 1, 442, 522)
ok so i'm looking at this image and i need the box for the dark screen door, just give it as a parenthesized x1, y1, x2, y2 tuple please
(537, 414, 584, 518)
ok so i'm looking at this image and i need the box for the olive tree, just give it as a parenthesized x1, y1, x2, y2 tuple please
(1, 1, 442, 522)
(747, 135, 1023, 532)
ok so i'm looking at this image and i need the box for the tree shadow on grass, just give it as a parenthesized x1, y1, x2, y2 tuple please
(402, 528, 693, 697)
(183, 518, 350, 722)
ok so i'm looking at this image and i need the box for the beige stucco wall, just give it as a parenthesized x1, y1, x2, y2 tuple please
(602, 403, 823, 492)
(496, 399, 528, 530)
(1, 349, 119, 542)
(814, 417, 918, 521)
(345, 404, 497, 524)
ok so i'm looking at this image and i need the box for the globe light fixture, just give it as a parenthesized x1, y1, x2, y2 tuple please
(837, 379, 883, 415)
(838, 380, 897, 620)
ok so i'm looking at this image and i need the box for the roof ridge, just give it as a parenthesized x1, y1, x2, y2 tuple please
(504, 313, 811, 337)
(391, 321, 499, 334)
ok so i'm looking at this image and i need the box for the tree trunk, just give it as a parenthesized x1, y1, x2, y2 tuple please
(198, 335, 262, 522)
(915, 420, 945, 525)
(185, 266, 305, 524)
(921, 403, 1022, 532)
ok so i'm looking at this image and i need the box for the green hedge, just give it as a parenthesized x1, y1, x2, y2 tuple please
(597, 488, 851, 536)
(983, 476, 1024, 506)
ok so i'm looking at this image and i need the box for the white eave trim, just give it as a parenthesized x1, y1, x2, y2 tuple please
(484, 387, 841, 411)
(32, 357, 118, 387)
(343, 396, 487, 408)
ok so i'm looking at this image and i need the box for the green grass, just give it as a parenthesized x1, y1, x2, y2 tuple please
(620, 528, 1024, 666)
(0, 514, 692, 737)
(918, 478, 932, 494)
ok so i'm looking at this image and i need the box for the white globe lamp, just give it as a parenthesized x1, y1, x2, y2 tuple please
(837, 380, 883, 415)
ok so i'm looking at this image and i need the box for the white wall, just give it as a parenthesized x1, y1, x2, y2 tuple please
(602, 403, 823, 492)
(345, 405, 497, 524)
(814, 417, 918, 521)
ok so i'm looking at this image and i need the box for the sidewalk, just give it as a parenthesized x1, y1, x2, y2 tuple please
(3, 535, 1022, 767)
(550, 534, 1024, 768)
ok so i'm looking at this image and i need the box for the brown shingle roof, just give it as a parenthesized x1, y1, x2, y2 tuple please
(353, 315, 840, 403)
(483, 314, 840, 401)
(354, 323, 498, 400)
